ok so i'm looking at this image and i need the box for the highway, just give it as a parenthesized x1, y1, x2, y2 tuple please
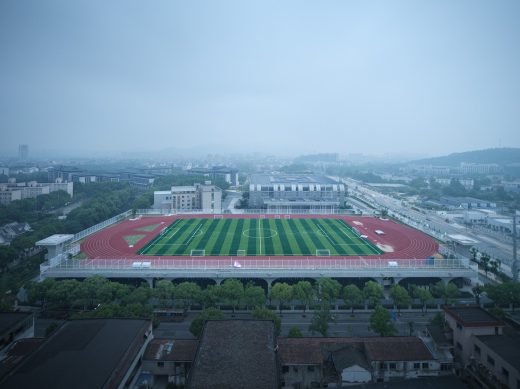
(342, 177, 518, 274)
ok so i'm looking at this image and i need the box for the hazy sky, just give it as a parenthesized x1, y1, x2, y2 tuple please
(1, 0, 520, 158)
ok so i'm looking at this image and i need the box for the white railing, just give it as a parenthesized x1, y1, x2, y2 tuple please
(52, 257, 469, 271)
(134, 208, 358, 216)
(69, 210, 132, 244)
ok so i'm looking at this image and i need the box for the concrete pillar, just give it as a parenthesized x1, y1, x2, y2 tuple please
(144, 278, 154, 288)
(214, 278, 223, 285)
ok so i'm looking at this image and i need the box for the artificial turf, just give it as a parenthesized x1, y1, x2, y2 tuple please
(137, 218, 383, 257)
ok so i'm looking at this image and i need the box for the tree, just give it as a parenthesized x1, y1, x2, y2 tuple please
(389, 285, 412, 314)
(480, 253, 491, 276)
(317, 278, 341, 303)
(201, 284, 221, 308)
(174, 282, 202, 309)
(363, 281, 384, 307)
(413, 287, 434, 313)
(343, 284, 363, 316)
(189, 308, 224, 338)
(309, 303, 333, 337)
(251, 307, 281, 336)
(433, 281, 459, 305)
(220, 279, 244, 312)
(154, 280, 175, 307)
(269, 282, 293, 314)
(243, 283, 266, 309)
(292, 281, 315, 313)
(288, 326, 303, 338)
(369, 305, 397, 336)
(486, 282, 520, 311)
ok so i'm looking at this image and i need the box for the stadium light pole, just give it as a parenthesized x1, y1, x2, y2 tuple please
(513, 212, 518, 282)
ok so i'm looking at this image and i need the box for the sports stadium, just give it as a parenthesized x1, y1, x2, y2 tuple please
(80, 214, 437, 261)
(40, 212, 474, 284)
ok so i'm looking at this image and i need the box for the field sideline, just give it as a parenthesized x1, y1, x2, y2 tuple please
(137, 217, 383, 257)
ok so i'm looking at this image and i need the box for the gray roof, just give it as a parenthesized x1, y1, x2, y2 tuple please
(476, 327, 520, 372)
(426, 325, 452, 347)
(0, 312, 32, 337)
(0, 319, 150, 389)
(251, 173, 338, 185)
(187, 320, 278, 389)
(348, 375, 470, 389)
(444, 306, 504, 327)
(328, 343, 371, 371)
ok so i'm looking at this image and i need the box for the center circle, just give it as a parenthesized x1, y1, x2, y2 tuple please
(242, 228, 278, 239)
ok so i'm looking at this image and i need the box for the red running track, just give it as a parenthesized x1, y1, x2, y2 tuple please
(80, 215, 438, 266)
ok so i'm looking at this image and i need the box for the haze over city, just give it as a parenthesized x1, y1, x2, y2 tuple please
(2, 0, 520, 158)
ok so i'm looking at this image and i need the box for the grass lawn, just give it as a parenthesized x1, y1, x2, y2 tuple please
(138, 217, 382, 257)
(136, 224, 161, 232)
(123, 234, 147, 246)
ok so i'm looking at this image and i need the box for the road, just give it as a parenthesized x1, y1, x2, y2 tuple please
(153, 310, 440, 339)
(342, 177, 518, 273)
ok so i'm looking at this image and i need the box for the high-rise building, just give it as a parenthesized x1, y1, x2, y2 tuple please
(18, 144, 28, 160)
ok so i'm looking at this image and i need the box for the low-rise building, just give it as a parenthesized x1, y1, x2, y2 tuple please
(0, 318, 152, 389)
(278, 336, 439, 388)
(443, 306, 520, 388)
(187, 320, 279, 389)
(0, 222, 31, 246)
(0, 312, 34, 353)
(153, 182, 222, 213)
(142, 339, 198, 387)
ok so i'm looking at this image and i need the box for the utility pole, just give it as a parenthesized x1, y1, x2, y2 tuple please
(513, 213, 518, 282)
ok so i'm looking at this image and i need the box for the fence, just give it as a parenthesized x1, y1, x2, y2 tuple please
(52, 257, 470, 271)
(134, 208, 359, 216)
(69, 210, 133, 244)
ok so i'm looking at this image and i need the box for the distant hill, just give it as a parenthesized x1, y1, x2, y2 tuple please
(409, 148, 520, 166)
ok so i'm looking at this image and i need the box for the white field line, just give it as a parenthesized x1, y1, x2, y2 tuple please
(184, 223, 204, 246)
(316, 223, 336, 246)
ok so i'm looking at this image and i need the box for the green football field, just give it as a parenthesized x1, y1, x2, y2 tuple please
(137, 217, 383, 257)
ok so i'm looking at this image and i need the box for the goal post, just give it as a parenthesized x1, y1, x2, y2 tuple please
(213, 214, 223, 219)
(274, 214, 281, 219)
(284, 214, 291, 219)
(190, 249, 206, 257)
(316, 249, 331, 257)
(236, 249, 246, 256)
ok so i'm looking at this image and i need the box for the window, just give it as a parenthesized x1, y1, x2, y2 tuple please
(157, 361, 164, 367)
(422, 362, 429, 369)
(456, 323, 462, 330)
(389, 363, 397, 370)
(487, 355, 495, 366)
(502, 368, 509, 378)
(457, 342, 463, 351)
(413, 363, 420, 369)
(474, 345, 481, 355)
(308, 366, 315, 372)
(282, 366, 289, 373)
(380, 363, 387, 370)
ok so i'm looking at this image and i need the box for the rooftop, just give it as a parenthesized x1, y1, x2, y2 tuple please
(278, 337, 434, 365)
(143, 339, 198, 362)
(0, 319, 150, 389)
(187, 320, 278, 389)
(35, 234, 74, 246)
(251, 173, 339, 185)
(476, 327, 520, 372)
(350, 375, 469, 389)
(0, 312, 33, 337)
(443, 306, 504, 327)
